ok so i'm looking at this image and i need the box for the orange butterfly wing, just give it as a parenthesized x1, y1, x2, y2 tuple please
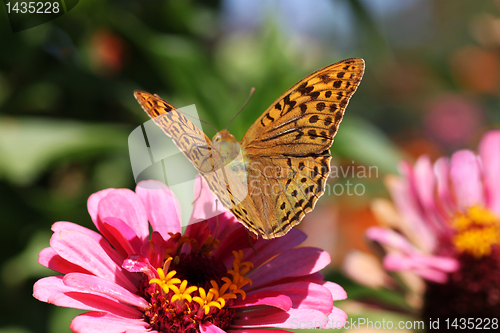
(232, 58, 365, 238)
(134, 92, 235, 210)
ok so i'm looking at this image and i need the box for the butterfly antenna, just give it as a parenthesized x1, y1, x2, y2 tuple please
(209, 200, 220, 248)
(165, 105, 219, 133)
(192, 177, 204, 205)
(226, 87, 255, 130)
(246, 230, 258, 256)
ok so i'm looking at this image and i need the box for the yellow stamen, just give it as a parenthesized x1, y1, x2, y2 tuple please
(149, 259, 181, 293)
(171, 280, 198, 303)
(210, 280, 235, 305)
(452, 206, 500, 258)
(193, 287, 223, 315)
(218, 250, 254, 300)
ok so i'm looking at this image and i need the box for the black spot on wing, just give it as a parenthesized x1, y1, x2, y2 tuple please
(310, 91, 320, 100)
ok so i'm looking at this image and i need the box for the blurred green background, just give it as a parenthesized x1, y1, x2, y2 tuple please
(1, 0, 499, 332)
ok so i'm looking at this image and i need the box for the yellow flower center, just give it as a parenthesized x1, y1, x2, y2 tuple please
(452, 206, 500, 258)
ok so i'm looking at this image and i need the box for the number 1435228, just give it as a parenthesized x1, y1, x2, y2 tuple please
(6, 2, 60, 14)
(445, 318, 498, 330)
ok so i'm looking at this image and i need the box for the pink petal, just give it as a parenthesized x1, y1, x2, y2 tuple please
(228, 328, 292, 333)
(98, 217, 144, 257)
(122, 255, 158, 280)
(287, 272, 325, 284)
(189, 176, 228, 224)
(244, 228, 307, 268)
(97, 190, 149, 241)
(70, 312, 149, 333)
(231, 307, 328, 329)
(217, 227, 307, 269)
(51, 222, 131, 270)
(33, 276, 68, 303)
(412, 266, 450, 283)
(388, 166, 436, 251)
(38, 247, 91, 275)
(410, 254, 459, 272)
(383, 252, 458, 271)
(479, 130, 500, 215)
(206, 212, 241, 241)
(434, 157, 455, 215)
(383, 253, 458, 283)
(247, 247, 330, 290)
(88, 189, 115, 225)
(140, 233, 166, 269)
(200, 323, 226, 333)
(245, 282, 332, 314)
(185, 220, 212, 252)
(33, 276, 142, 318)
(232, 291, 292, 311)
(135, 180, 182, 237)
(63, 273, 149, 310)
(320, 281, 347, 301)
(52, 221, 103, 243)
(450, 150, 485, 210)
(327, 307, 348, 329)
(366, 227, 416, 254)
(50, 227, 138, 292)
(413, 156, 445, 233)
(215, 226, 254, 266)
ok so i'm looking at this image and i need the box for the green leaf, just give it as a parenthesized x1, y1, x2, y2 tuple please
(0, 117, 128, 185)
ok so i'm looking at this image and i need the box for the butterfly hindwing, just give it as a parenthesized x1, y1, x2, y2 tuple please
(230, 154, 331, 238)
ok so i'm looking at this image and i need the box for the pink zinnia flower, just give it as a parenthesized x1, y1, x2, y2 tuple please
(357, 130, 500, 319)
(33, 177, 347, 332)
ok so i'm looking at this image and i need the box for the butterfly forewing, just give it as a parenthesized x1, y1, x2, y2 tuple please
(134, 92, 215, 173)
(241, 58, 365, 155)
(134, 92, 234, 209)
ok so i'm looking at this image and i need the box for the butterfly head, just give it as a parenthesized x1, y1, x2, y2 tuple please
(212, 129, 243, 162)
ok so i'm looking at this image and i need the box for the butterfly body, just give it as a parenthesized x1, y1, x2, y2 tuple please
(211, 129, 249, 190)
(135, 58, 365, 239)
(212, 130, 245, 167)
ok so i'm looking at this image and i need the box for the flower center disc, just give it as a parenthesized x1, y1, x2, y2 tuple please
(140, 248, 252, 333)
(171, 253, 228, 290)
(452, 206, 500, 258)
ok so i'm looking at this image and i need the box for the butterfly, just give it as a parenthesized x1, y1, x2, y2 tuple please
(134, 58, 365, 239)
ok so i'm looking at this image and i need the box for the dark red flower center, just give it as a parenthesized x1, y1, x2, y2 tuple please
(170, 252, 228, 291)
